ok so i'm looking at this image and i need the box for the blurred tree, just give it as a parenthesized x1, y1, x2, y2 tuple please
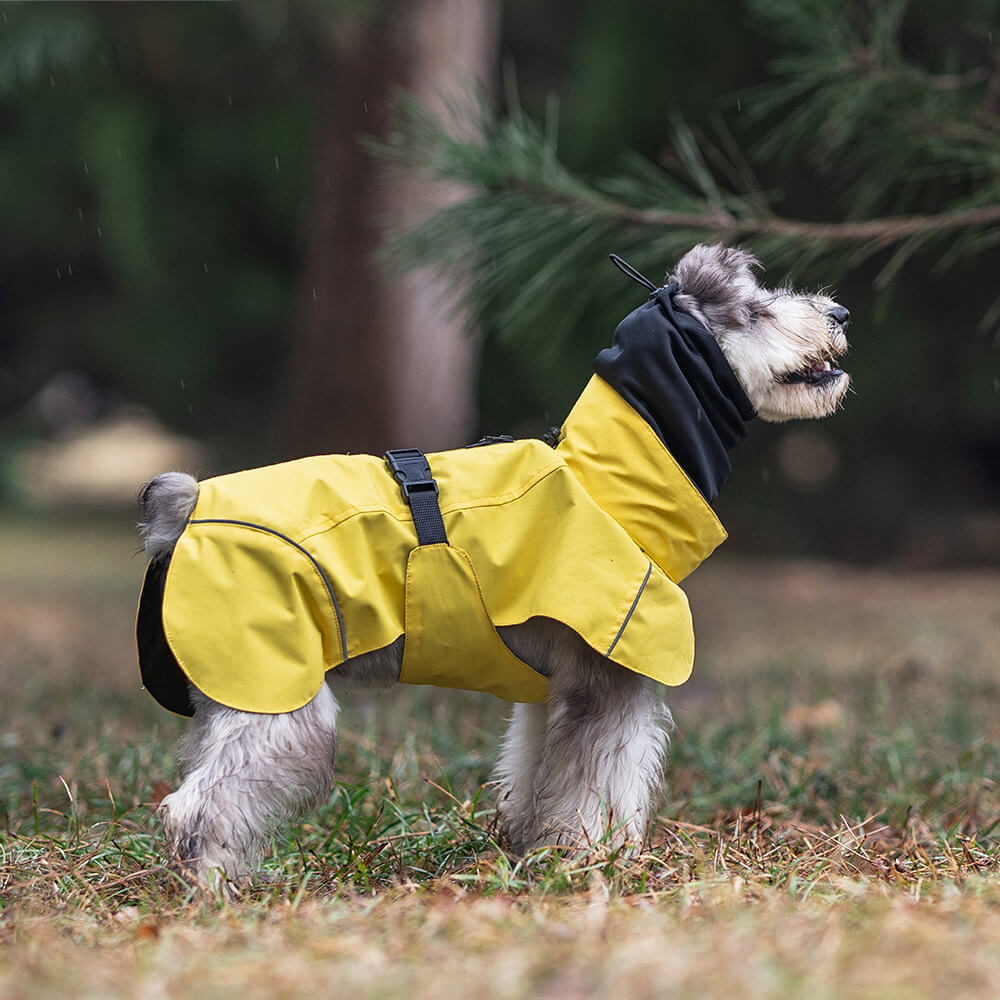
(0, 0, 498, 461)
(0, 2, 315, 446)
(282, 0, 499, 458)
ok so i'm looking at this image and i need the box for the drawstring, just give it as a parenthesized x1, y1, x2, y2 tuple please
(608, 254, 659, 293)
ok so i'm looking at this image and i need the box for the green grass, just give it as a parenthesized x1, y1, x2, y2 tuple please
(2, 513, 1000, 996)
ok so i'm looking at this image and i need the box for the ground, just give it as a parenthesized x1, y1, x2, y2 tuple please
(1, 512, 1000, 998)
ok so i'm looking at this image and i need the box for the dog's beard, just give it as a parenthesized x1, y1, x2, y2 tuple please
(752, 371, 851, 423)
(716, 297, 850, 423)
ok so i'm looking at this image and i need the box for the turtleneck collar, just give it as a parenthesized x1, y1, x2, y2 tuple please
(593, 283, 756, 503)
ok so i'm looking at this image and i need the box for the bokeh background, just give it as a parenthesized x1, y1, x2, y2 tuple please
(0, 0, 997, 567)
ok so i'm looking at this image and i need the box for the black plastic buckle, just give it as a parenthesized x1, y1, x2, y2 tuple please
(384, 448, 449, 546)
(385, 448, 438, 500)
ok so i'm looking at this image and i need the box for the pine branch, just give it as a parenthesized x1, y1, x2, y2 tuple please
(380, 100, 999, 271)
(376, 0, 1000, 346)
(744, 0, 1000, 211)
(498, 180, 1000, 247)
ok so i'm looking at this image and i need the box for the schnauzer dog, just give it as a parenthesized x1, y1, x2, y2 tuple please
(136, 244, 850, 890)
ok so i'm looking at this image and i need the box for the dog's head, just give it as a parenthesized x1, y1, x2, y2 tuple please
(669, 244, 851, 422)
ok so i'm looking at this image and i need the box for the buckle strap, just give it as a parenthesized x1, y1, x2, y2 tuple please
(384, 448, 448, 546)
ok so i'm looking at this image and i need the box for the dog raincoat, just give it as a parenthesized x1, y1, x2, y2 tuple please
(137, 284, 755, 716)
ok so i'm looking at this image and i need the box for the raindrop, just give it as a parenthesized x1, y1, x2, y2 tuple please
(96, 226, 103, 238)
(312, 288, 317, 301)
(274, 155, 280, 173)
(203, 262, 208, 273)
(56, 268, 62, 279)
(67, 264, 73, 277)
(363, 101, 368, 114)
(180, 378, 186, 390)
(83, 161, 89, 175)
(49, 74, 55, 88)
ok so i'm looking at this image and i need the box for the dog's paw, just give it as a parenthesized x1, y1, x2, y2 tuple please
(159, 791, 251, 896)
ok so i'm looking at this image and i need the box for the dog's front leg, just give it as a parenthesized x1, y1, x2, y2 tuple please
(528, 656, 671, 852)
(159, 684, 339, 891)
(494, 701, 548, 853)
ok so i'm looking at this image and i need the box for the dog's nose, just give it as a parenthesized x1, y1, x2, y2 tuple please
(827, 305, 850, 327)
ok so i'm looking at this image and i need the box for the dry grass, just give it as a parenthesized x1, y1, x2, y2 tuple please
(10, 885, 1000, 1000)
(2, 512, 1000, 997)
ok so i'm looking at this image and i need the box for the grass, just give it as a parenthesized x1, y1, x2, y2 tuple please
(2, 512, 1000, 997)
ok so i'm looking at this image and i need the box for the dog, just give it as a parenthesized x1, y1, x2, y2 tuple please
(136, 243, 850, 891)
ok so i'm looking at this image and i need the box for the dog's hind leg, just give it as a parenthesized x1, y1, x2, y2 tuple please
(494, 701, 548, 853)
(159, 683, 339, 891)
(529, 650, 671, 852)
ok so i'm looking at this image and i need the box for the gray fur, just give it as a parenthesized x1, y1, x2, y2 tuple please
(496, 619, 672, 852)
(160, 684, 339, 895)
(139, 472, 200, 562)
(670, 244, 763, 333)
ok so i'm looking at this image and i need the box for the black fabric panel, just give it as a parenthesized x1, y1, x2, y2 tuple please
(136, 560, 196, 717)
(594, 284, 756, 502)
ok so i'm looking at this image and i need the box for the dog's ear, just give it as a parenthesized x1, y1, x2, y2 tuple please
(668, 244, 762, 333)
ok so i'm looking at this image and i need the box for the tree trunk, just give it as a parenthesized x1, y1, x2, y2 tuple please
(281, 0, 499, 459)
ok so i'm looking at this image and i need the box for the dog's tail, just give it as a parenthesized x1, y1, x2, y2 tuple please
(139, 472, 199, 561)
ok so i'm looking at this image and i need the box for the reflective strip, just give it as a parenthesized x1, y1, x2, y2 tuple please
(189, 518, 349, 663)
(605, 562, 653, 657)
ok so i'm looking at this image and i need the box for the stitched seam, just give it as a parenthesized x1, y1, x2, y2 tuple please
(296, 456, 567, 544)
(453, 546, 548, 682)
(188, 518, 348, 663)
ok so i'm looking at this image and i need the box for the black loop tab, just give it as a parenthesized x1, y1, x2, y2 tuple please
(385, 448, 449, 546)
(466, 434, 515, 448)
(609, 253, 659, 293)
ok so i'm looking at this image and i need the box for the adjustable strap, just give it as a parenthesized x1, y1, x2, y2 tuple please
(384, 448, 449, 546)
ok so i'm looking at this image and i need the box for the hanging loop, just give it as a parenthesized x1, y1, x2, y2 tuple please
(608, 253, 659, 293)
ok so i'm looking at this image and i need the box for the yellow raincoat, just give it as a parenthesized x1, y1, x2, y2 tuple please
(137, 375, 729, 716)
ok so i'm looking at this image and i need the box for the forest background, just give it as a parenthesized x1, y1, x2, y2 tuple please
(0, 0, 997, 565)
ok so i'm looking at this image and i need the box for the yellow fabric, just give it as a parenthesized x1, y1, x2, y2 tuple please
(399, 544, 549, 701)
(162, 522, 340, 714)
(556, 376, 727, 582)
(149, 376, 728, 714)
